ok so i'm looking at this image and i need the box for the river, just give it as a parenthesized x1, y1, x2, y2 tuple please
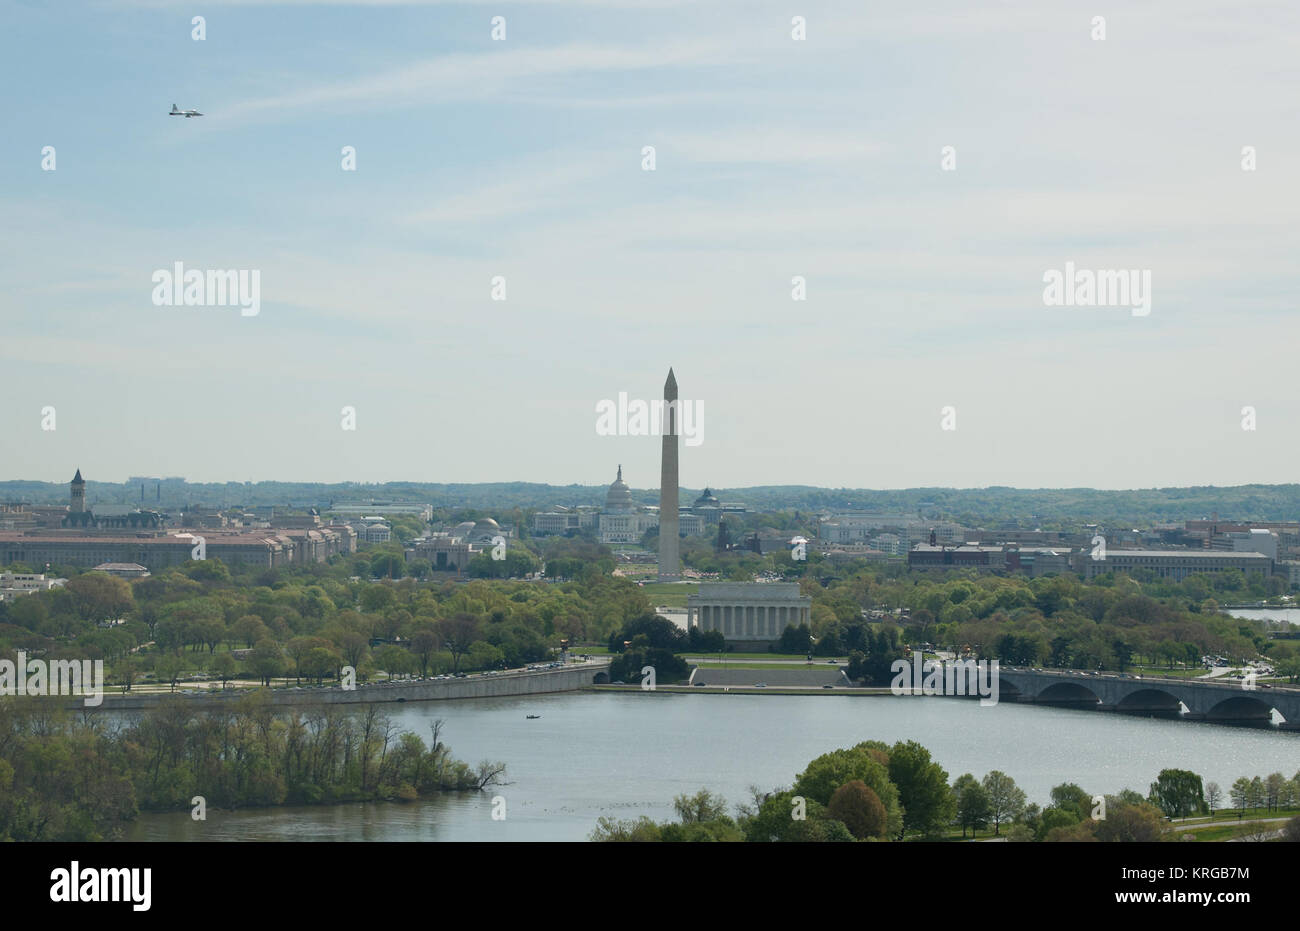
(124, 691, 1300, 841)
(1228, 607, 1300, 624)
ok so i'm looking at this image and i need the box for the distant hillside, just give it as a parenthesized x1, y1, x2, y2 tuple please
(4, 479, 1300, 528)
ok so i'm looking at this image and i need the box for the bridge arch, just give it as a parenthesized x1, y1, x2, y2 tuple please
(1203, 694, 1276, 725)
(1113, 687, 1183, 717)
(993, 676, 1024, 702)
(1034, 681, 1101, 707)
(592, 671, 610, 685)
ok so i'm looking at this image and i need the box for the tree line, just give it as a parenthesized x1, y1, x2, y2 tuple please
(591, 740, 1300, 842)
(0, 694, 503, 841)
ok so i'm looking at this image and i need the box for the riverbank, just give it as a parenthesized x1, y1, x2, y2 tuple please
(94, 660, 609, 710)
(125, 691, 1300, 842)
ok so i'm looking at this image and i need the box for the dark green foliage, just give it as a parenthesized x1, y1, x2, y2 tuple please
(0, 697, 498, 841)
(1148, 768, 1206, 819)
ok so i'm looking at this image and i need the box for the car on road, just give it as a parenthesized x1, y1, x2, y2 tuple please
(694, 682, 707, 687)
(822, 684, 833, 689)
(754, 683, 767, 688)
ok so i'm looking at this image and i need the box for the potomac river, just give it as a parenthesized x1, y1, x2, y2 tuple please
(125, 690, 1299, 842)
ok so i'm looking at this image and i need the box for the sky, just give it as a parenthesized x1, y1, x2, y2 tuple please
(2, 0, 1298, 492)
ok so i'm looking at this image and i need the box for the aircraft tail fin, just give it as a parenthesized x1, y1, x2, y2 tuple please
(171, 103, 178, 112)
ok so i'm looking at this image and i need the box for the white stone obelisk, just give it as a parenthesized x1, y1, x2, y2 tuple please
(658, 368, 680, 581)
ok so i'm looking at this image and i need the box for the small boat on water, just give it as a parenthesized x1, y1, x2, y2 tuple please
(526, 714, 541, 719)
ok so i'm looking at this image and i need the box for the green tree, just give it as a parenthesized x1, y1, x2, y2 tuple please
(438, 613, 480, 673)
(369, 552, 404, 580)
(1148, 768, 1204, 819)
(231, 615, 269, 649)
(1049, 782, 1092, 820)
(64, 573, 135, 626)
(117, 657, 139, 693)
(982, 770, 1026, 836)
(211, 652, 238, 689)
(1036, 806, 1081, 840)
(1265, 772, 1286, 812)
(250, 638, 285, 686)
(589, 816, 662, 842)
(300, 646, 341, 684)
(776, 623, 812, 655)
(672, 789, 729, 824)
(1230, 777, 1251, 814)
(338, 630, 370, 672)
(743, 790, 854, 842)
(360, 585, 395, 612)
(952, 773, 991, 838)
(183, 557, 231, 582)
(888, 740, 955, 839)
(791, 745, 903, 839)
(409, 629, 439, 676)
(154, 655, 182, 692)
(1094, 802, 1171, 842)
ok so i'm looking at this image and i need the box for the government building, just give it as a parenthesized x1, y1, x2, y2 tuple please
(406, 518, 513, 574)
(687, 581, 813, 645)
(0, 470, 356, 571)
(598, 466, 661, 544)
(531, 466, 714, 544)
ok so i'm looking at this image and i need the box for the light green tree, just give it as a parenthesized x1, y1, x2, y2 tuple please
(982, 770, 1026, 835)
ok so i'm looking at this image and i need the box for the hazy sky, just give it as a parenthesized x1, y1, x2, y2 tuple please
(2, 0, 1297, 491)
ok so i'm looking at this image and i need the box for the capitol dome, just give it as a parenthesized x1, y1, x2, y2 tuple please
(605, 465, 636, 514)
(693, 487, 720, 509)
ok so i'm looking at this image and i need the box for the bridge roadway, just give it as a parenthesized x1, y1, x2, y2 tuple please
(993, 667, 1300, 728)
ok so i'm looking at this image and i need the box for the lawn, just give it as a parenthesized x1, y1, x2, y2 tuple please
(1128, 665, 1220, 680)
(684, 652, 838, 661)
(1176, 822, 1284, 841)
(640, 581, 698, 607)
(693, 661, 828, 670)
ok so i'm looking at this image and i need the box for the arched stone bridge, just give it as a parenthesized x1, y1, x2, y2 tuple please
(994, 668, 1300, 729)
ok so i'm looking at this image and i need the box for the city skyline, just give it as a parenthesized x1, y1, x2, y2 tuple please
(9, 464, 1300, 496)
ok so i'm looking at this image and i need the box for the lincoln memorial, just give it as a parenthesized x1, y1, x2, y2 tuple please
(686, 582, 813, 643)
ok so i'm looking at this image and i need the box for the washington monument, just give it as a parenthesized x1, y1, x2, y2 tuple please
(658, 368, 680, 581)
